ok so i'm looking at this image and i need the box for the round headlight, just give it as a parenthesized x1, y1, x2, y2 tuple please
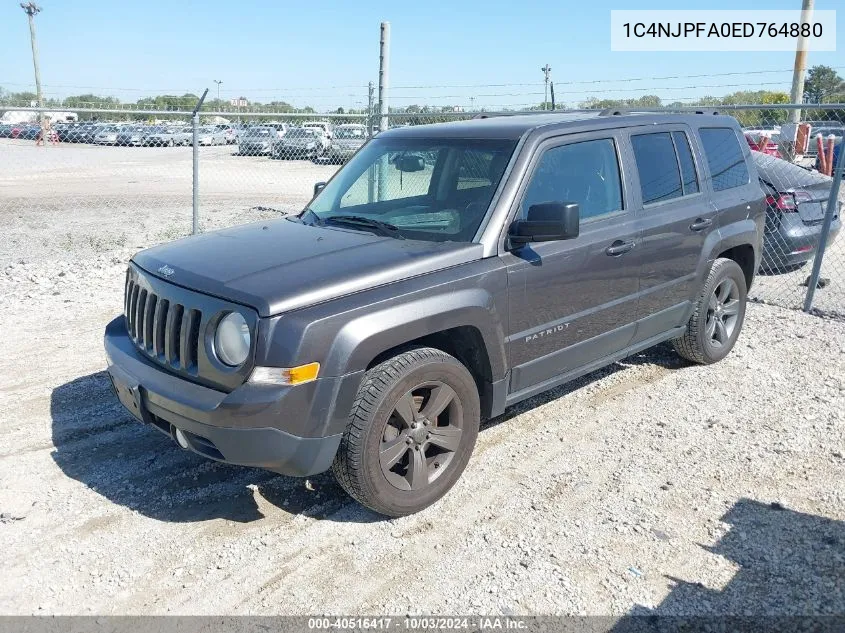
(215, 312, 250, 367)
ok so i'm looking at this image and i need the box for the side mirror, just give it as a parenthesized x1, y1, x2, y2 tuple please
(313, 181, 327, 197)
(509, 202, 580, 246)
(394, 154, 425, 172)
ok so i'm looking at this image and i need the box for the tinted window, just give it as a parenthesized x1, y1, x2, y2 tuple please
(522, 139, 622, 220)
(699, 128, 750, 191)
(672, 131, 699, 195)
(632, 133, 682, 204)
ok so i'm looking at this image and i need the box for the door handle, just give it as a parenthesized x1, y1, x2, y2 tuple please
(605, 239, 635, 256)
(689, 217, 713, 232)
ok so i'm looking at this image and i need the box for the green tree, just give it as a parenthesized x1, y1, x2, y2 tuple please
(804, 65, 845, 103)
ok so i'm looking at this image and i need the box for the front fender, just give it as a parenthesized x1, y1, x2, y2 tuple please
(323, 288, 508, 379)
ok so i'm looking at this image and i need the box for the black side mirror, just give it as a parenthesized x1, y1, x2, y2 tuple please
(313, 181, 327, 197)
(509, 202, 580, 246)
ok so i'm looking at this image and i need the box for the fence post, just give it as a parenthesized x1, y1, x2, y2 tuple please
(191, 89, 208, 235)
(803, 140, 844, 312)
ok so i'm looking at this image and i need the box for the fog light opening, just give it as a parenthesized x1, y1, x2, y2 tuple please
(173, 427, 190, 450)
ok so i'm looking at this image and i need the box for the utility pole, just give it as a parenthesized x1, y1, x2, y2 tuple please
(213, 79, 222, 104)
(789, 0, 814, 124)
(378, 22, 390, 133)
(367, 81, 374, 130)
(20, 3, 43, 123)
(541, 64, 551, 111)
(377, 22, 391, 203)
(367, 81, 376, 202)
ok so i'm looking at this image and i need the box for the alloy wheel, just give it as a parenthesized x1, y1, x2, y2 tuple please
(379, 381, 464, 491)
(706, 277, 740, 348)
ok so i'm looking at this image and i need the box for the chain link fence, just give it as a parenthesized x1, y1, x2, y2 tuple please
(1, 103, 842, 316)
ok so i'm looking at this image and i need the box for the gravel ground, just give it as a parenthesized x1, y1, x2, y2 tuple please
(1, 139, 844, 617)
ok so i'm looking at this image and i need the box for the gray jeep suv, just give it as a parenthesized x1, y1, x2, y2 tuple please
(104, 111, 764, 516)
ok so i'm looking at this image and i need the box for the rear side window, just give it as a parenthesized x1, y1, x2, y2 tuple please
(672, 132, 699, 195)
(699, 128, 750, 191)
(521, 139, 623, 221)
(631, 133, 682, 204)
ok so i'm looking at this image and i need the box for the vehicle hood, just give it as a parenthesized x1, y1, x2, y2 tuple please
(132, 218, 482, 317)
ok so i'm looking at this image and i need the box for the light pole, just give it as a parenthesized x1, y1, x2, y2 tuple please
(541, 64, 552, 110)
(213, 79, 222, 104)
(20, 3, 43, 123)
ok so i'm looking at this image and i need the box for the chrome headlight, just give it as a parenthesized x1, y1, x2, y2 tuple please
(214, 312, 250, 366)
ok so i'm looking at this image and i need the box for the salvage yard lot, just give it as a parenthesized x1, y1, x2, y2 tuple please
(0, 138, 844, 616)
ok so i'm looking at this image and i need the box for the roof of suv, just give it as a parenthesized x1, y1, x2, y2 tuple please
(378, 110, 734, 140)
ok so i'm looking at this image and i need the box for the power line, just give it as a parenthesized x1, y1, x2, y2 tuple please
(390, 66, 845, 90)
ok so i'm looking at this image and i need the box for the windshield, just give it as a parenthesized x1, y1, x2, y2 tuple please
(287, 128, 317, 138)
(335, 127, 366, 140)
(246, 128, 272, 137)
(303, 137, 516, 243)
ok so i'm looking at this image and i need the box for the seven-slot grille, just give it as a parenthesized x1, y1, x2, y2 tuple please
(124, 273, 201, 373)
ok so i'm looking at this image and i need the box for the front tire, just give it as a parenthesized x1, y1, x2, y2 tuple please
(332, 347, 480, 517)
(672, 257, 747, 364)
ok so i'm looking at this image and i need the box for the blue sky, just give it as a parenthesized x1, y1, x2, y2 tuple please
(0, 0, 842, 110)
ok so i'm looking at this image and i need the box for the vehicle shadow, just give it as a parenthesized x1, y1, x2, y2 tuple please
(612, 498, 845, 630)
(51, 347, 685, 525)
(485, 342, 686, 430)
(49, 371, 379, 525)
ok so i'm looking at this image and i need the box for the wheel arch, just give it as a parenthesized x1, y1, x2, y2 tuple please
(321, 290, 507, 419)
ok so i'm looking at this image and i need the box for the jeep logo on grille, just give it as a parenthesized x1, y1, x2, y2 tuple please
(157, 264, 175, 277)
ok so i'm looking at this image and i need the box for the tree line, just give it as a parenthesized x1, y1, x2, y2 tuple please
(1, 65, 842, 125)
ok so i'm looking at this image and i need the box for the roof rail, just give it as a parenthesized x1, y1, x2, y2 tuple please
(597, 107, 721, 117)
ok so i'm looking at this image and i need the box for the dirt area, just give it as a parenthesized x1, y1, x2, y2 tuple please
(0, 139, 844, 616)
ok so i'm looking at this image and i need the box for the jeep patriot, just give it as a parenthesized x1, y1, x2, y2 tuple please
(105, 110, 765, 516)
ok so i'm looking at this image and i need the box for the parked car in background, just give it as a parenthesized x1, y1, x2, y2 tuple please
(745, 131, 781, 157)
(93, 126, 120, 145)
(215, 125, 237, 144)
(143, 126, 191, 147)
(195, 126, 226, 146)
(0, 123, 13, 138)
(266, 122, 289, 139)
(273, 127, 330, 160)
(238, 126, 276, 155)
(54, 123, 88, 143)
(116, 126, 150, 147)
(74, 123, 101, 144)
(302, 121, 333, 139)
(753, 152, 842, 271)
(328, 124, 368, 163)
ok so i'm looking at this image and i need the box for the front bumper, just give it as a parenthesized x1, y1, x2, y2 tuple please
(104, 317, 349, 476)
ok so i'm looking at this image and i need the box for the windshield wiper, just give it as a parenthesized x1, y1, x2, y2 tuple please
(322, 215, 405, 239)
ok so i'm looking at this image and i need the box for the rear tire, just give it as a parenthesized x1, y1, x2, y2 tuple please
(332, 347, 480, 517)
(672, 257, 747, 364)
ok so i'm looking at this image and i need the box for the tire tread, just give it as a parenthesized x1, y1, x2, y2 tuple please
(332, 347, 464, 513)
